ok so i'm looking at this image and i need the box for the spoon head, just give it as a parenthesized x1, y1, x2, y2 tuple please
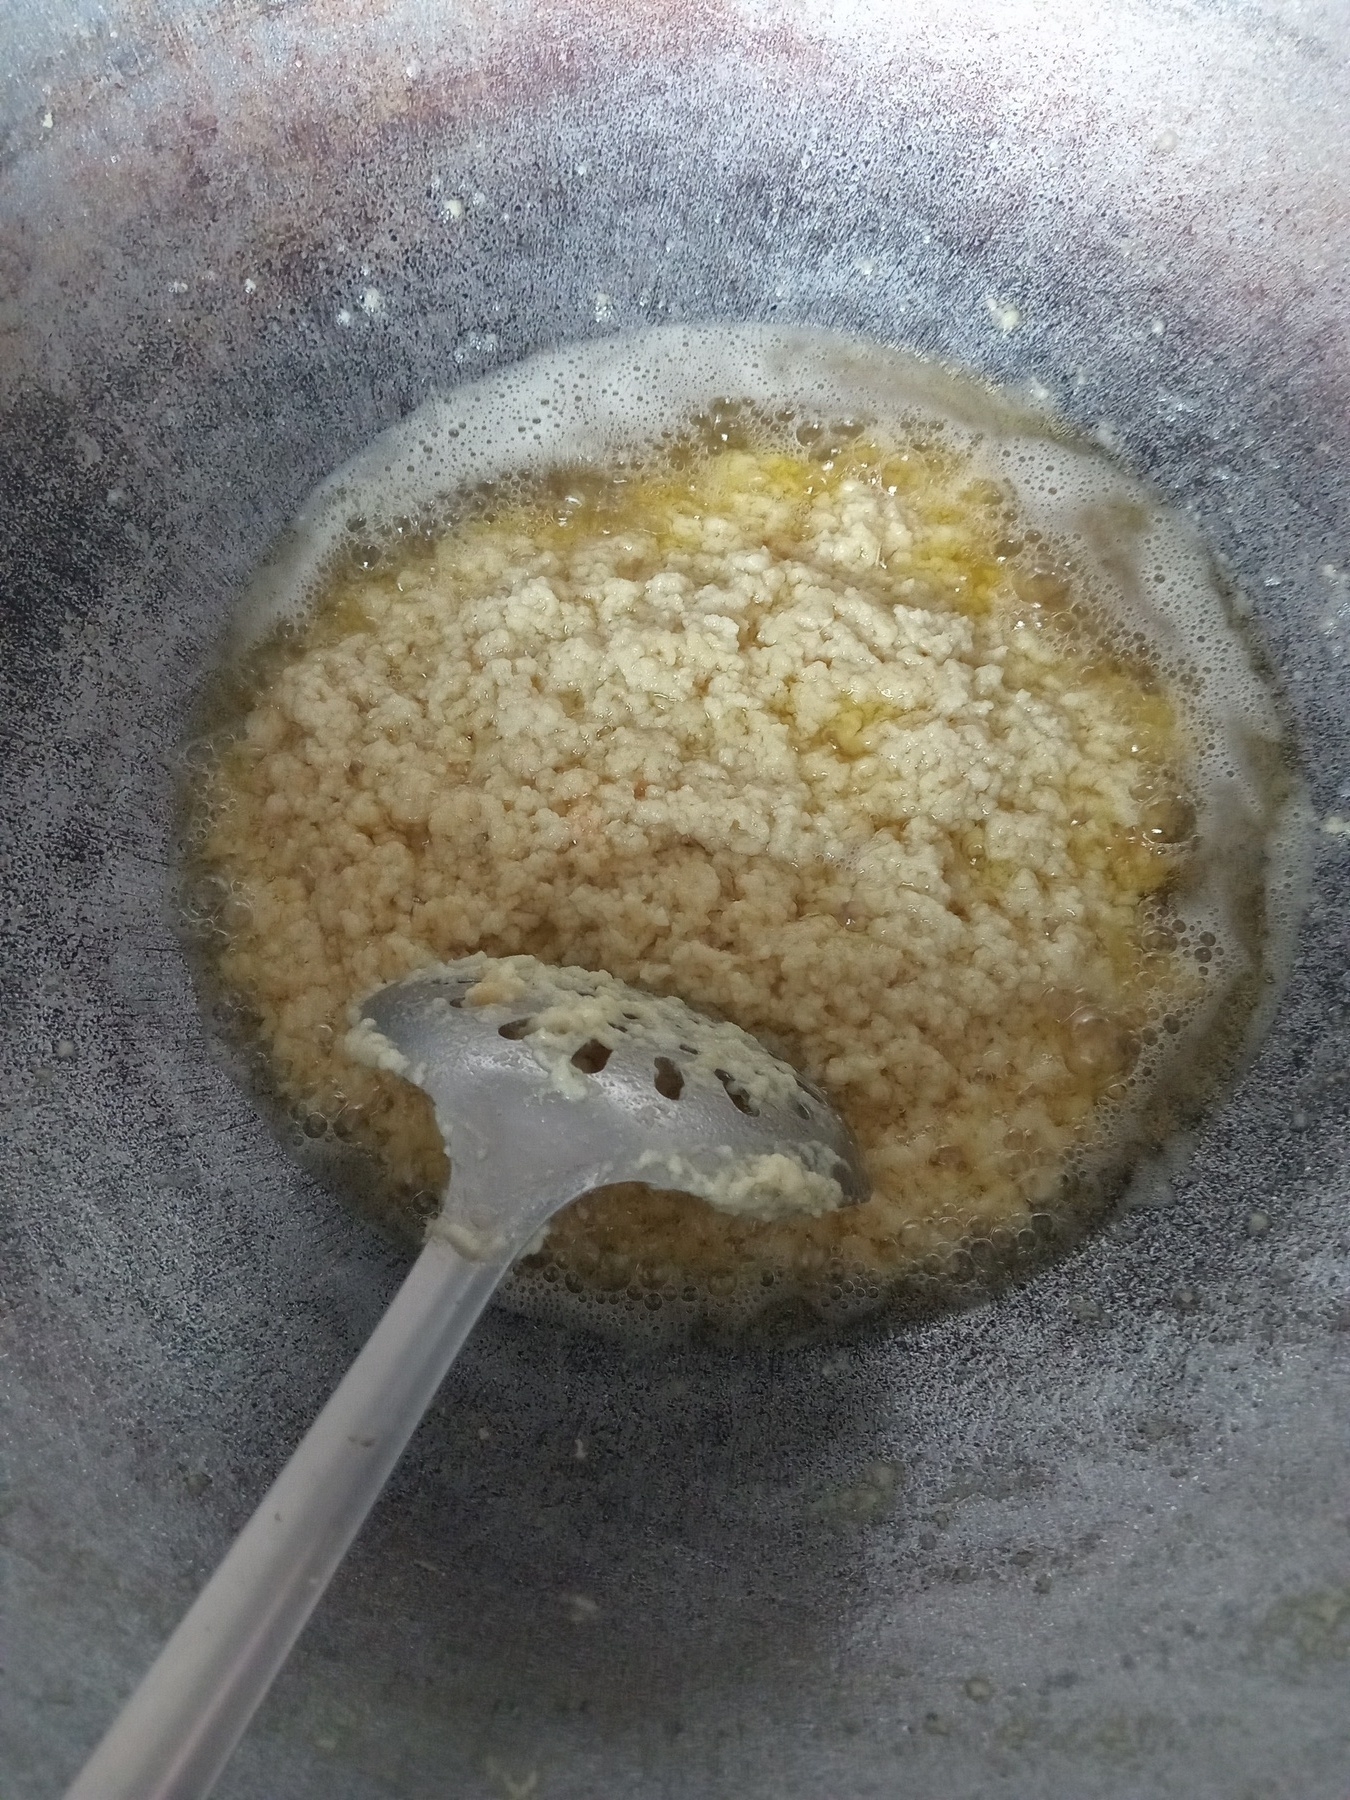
(350, 955, 870, 1247)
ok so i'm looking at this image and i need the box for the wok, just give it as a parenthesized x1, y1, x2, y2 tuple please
(2, 2, 1348, 1796)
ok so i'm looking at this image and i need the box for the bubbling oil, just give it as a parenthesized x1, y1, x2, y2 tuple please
(180, 325, 1298, 1341)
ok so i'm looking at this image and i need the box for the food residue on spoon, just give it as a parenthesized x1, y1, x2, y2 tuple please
(346, 951, 854, 1224)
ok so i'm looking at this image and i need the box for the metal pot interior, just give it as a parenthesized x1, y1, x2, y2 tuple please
(2, 3, 1348, 1796)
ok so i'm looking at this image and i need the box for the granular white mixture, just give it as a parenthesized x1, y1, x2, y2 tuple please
(194, 424, 1215, 1310)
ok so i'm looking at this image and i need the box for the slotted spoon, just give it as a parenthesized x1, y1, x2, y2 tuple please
(67, 958, 867, 1800)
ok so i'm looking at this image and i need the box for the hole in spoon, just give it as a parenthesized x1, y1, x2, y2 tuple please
(715, 1068, 758, 1115)
(571, 1038, 612, 1074)
(653, 1056, 685, 1100)
(498, 1017, 535, 1040)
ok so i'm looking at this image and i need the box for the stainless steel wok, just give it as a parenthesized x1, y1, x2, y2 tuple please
(2, 2, 1348, 1796)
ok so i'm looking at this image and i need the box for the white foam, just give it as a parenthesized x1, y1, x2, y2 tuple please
(232, 324, 1050, 643)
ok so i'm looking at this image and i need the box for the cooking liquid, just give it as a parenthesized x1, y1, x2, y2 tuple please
(180, 326, 1297, 1336)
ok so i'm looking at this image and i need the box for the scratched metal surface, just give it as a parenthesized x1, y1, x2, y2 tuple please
(1, 2, 1348, 1796)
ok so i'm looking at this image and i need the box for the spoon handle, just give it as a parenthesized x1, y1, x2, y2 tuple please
(65, 1235, 512, 1800)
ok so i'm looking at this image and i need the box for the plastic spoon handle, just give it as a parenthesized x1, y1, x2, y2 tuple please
(65, 1235, 513, 1800)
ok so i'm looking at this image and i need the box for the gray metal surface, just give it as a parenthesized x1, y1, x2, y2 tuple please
(361, 962, 868, 1238)
(1, 2, 1347, 1798)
